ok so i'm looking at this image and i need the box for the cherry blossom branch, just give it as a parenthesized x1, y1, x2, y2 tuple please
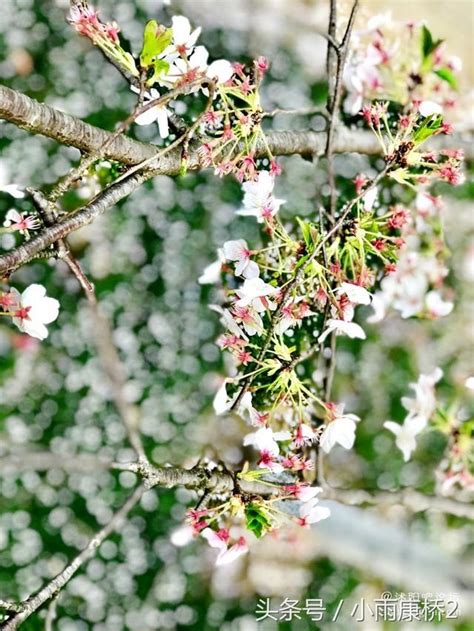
(2, 449, 472, 521)
(317, 0, 360, 479)
(47, 76, 209, 202)
(0, 84, 157, 165)
(0, 81, 216, 276)
(25, 190, 145, 458)
(0, 603, 23, 615)
(0, 485, 145, 630)
(1, 84, 471, 172)
(28, 188, 96, 295)
(263, 106, 328, 120)
(0, 169, 152, 276)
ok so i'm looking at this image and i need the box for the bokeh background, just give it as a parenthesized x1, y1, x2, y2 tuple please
(0, 1, 473, 630)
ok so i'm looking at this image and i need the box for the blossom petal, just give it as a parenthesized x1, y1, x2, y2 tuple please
(135, 107, 161, 126)
(207, 59, 233, 83)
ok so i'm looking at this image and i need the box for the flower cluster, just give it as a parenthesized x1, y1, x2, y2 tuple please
(368, 190, 454, 322)
(198, 59, 279, 180)
(70, 5, 234, 140)
(68, 1, 138, 79)
(361, 100, 464, 189)
(190, 21, 466, 565)
(344, 17, 462, 115)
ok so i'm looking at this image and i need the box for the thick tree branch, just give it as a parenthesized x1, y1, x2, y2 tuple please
(2, 86, 471, 173)
(324, 487, 474, 520)
(0, 486, 145, 630)
(0, 85, 158, 165)
(2, 450, 472, 518)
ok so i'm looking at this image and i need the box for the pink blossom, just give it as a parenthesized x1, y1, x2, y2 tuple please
(292, 423, 317, 448)
(353, 173, 368, 194)
(255, 56, 269, 75)
(3, 209, 40, 234)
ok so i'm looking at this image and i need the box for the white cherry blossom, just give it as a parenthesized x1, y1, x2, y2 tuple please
(209, 304, 247, 340)
(215, 537, 248, 566)
(319, 405, 360, 453)
(198, 249, 225, 284)
(169, 15, 201, 56)
(275, 299, 316, 335)
(232, 305, 264, 337)
(318, 318, 366, 344)
(222, 239, 259, 279)
(418, 100, 443, 117)
(366, 292, 389, 323)
(213, 380, 233, 415)
(202, 527, 228, 553)
(298, 500, 331, 527)
(401, 368, 442, 423)
(362, 186, 377, 211)
(425, 291, 453, 318)
(235, 277, 278, 312)
(206, 59, 233, 84)
(131, 87, 169, 138)
(295, 485, 323, 503)
(11, 284, 60, 340)
(243, 426, 291, 456)
(337, 282, 372, 305)
(236, 171, 285, 223)
(384, 416, 426, 462)
(343, 50, 381, 115)
(0, 184, 25, 199)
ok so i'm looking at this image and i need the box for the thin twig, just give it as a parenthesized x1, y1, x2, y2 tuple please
(88, 301, 146, 459)
(318, 0, 360, 484)
(324, 487, 474, 520)
(0, 169, 153, 276)
(263, 106, 328, 120)
(326, 0, 360, 218)
(44, 594, 59, 631)
(0, 486, 145, 631)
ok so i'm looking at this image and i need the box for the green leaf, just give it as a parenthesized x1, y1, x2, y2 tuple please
(237, 468, 267, 482)
(294, 253, 310, 271)
(147, 59, 170, 86)
(434, 67, 458, 90)
(296, 218, 319, 251)
(244, 503, 273, 538)
(413, 114, 442, 143)
(421, 25, 443, 69)
(140, 21, 172, 67)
